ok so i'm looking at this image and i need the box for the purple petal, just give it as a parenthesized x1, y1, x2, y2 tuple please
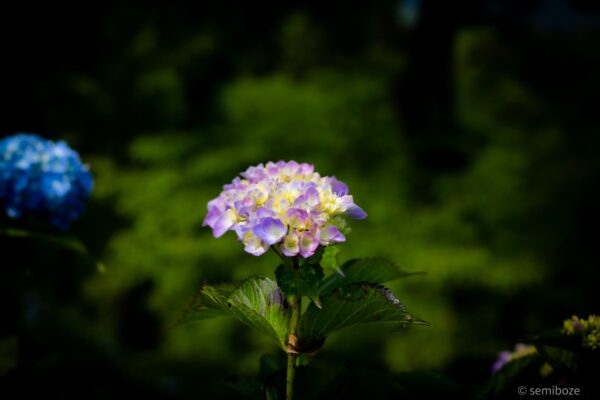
(203, 205, 222, 227)
(345, 204, 367, 219)
(298, 163, 314, 175)
(223, 177, 242, 190)
(320, 226, 346, 245)
(213, 209, 237, 237)
(281, 231, 300, 256)
(239, 229, 268, 256)
(304, 186, 320, 208)
(310, 210, 327, 225)
(265, 161, 280, 176)
(234, 197, 255, 217)
(253, 217, 287, 245)
(292, 194, 306, 208)
(283, 160, 300, 175)
(256, 206, 275, 219)
(285, 208, 309, 228)
(241, 164, 267, 182)
(328, 177, 349, 196)
(244, 239, 268, 256)
(234, 223, 250, 239)
(236, 196, 255, 208)
(299, 231, 320, 258)
(491, 351, 512, 374)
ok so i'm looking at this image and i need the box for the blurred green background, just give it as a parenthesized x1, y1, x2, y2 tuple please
(1, 0, 599, 398)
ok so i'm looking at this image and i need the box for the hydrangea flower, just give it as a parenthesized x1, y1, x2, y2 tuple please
(0, 133, 93, 229)
(491, 343, 537, 374)
(203, 161, 366, 257)
(563, 314, 600, 350)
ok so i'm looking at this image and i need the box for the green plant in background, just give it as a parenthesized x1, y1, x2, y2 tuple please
(85, 68, 546, 377)
(178, 161, 426, 399)
(0, 133, 97, 380)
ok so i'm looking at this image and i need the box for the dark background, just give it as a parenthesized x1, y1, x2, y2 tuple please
(1, 0, 599, 398)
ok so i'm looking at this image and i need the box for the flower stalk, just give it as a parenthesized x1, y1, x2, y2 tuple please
(284, 255, 302, 400)
(286, 292, 301, 400)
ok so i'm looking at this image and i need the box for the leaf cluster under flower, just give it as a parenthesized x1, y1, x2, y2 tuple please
(177, 251, 427, 354)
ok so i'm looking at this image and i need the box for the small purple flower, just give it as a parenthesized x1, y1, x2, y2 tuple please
(304, 186, 320, 208)
(491, 351, 512, 374)
(345, 204, 367, 219)
(327, 177, 349, 196)
(285, 208, 310, 229)
(491, 343, 537, 374)
(281, 231, 300, 257)
(244, 235, 268, 256)
(299, 230, 320, 258)
(203, 205, 222, 228)
(320, 225, 345, 245)
(212, 209, 237, 238)
(254, 217, 287, 245)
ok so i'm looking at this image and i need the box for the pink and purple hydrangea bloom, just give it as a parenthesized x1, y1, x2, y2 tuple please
(203, 161, 366, 258)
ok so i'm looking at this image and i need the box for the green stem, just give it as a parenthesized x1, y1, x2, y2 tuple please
(286, 291, 301, 400)
(286, 347, 296, 400)
(272, 246, 294, 268)
(0, 227, 105, 272)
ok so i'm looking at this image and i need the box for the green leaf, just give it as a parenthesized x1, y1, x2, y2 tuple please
(526, 328, 581, 352)
(0, 228, 86, 253)
(228, 277, 291, 346)
(275, 263, 324, 307)
(536, 345, 580, 373)
(318, 258, 423, 295)
(174, 282, 237, 326)
(0, 227, 105, 271)
(320, 246, 343, 275)
(299, 283, 427, 340)
(177, 277, 291, 348)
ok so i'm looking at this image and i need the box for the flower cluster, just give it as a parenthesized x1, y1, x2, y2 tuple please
(203, 161, 366, 257)
(563, 314, 600, 350)
(491, 343, 537, 374)
(0, 133, 93, 229)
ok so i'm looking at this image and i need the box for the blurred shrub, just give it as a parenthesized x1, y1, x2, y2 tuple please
(85, 61, 560, 377)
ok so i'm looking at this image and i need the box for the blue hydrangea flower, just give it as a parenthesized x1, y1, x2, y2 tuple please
(0, 133, 93, 229)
